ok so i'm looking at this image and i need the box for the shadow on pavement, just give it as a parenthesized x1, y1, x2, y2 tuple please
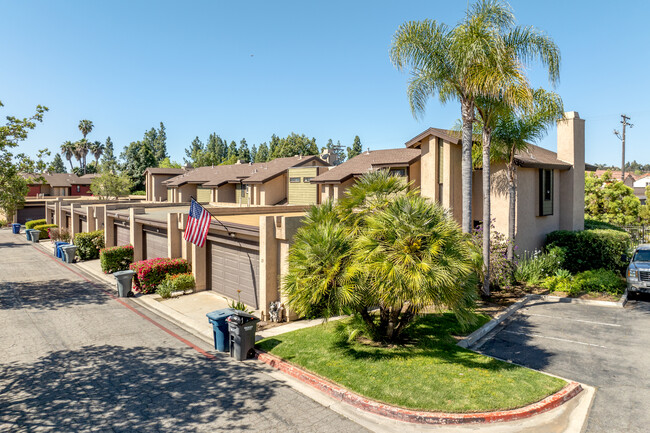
(0, 345, 281, 432)
(0, 279, 111, 310)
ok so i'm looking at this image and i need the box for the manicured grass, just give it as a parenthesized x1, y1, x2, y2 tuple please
(257, 313, 566, 413)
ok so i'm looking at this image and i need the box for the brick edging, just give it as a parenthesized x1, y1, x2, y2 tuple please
(255, 350, 582, 424)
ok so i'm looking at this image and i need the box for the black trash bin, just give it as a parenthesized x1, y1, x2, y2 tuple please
(206, 308, 237, 352)
(227, 311, 260, 361)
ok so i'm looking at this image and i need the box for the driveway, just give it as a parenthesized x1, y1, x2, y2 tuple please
(0, 231, 366, 432)
(475, 296, 650, 433)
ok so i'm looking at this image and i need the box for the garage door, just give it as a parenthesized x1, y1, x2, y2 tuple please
(209, 239, 260, 309)
(143, 226, 168, 260)
(197, 187, 211, 203)
(115, 223, 130, 246)
(16, 206, 45, 224)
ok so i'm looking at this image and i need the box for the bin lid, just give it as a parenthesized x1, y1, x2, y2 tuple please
(113, 270, 136, 277)
(60, 245, 77, 250)
(206, 308, 238, 321)
(226, 310, 260, 324)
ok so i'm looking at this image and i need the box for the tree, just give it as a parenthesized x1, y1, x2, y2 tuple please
(238, 139, 251, 163)
(255, 142, 269, 162)
(205, 133, 227, 165)
(0, 101, 48, 221)
(226, 140, 238, 161)
(492, 89, 564, 260)
(78, 120, 94, 173)
(270, 133, 318, 159)
(250, 144, 258, 163)
(74, 139, 90, 174)
(90, 171, 132, 199)
(347, 135, 362, 160)
(120, 141, 156, 191)
(283, 171, 480, 342)
(584, 171, 640, 225)
(184, 136, 205, 167)
(89, 140, 105, 169)
(333, 140, 346, 165)
(49, 153, 66, 173)
(60, 141, 75, 171)
(101, 136, 117, 173)
(153, 122, 167, 163)
(390, 0, 556, 234)
(159, 157, 182, 168)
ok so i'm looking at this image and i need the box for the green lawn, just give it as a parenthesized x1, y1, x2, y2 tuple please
(257, 313, 566, 413)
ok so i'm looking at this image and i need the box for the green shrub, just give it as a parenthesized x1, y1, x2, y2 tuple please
(514, 246, 566, 285)
(32, 224, 57, 239)
(100, 245, 134, 273)
(131, 190, 146, 196)
(73, 230, 105, 260)
(25, 219, 47, 230)
(542, 268, 625, 297)
(48, 227, 71, 243)
(545, 229, 631, 274)
(156, 273, 195, 298)
(130, 258, 191, 294)
(584, 219, 625, 232)
(0, 220, 8, 228)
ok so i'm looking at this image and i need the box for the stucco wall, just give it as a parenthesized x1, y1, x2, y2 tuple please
(409, 159, 421, 192)
(419, 138, 436, 200)
(177, 184, 196, 203)
(216, 184, 236, 203)
(260, 174, 288, 206)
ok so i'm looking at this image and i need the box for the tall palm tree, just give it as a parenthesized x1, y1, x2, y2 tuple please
(74, 139, 89, 173)
(492, 89, 564, 260)
(89, 140, 105, 169)
(390, 0, 529, 234)
(78, 120, 94, 173)
(60, 141, 75, 172)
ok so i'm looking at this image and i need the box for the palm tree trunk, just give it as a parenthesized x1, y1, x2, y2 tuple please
(461, 97, 474, 233)
(67, 159, 73, 172)
(507, 162, 517, 261)
(481, 127, 492, 296)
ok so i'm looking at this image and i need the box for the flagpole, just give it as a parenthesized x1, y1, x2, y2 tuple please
(189, 196, 234, 237)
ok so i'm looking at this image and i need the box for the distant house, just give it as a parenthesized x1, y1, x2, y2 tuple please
(143, 168, 187, 202)
(22, 173, 98, 197)
(594, 170, 636, 188)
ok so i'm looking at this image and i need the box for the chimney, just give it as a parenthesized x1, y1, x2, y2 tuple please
(557, 111, 585, 231)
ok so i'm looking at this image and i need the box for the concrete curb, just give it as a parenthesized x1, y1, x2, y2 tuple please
(255, 349, 583, 425)
(530, 292, 627, 308)
(457, 294, 533, 349)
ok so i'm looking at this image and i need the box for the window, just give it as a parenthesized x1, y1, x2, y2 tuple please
(388, 168, 406, 177)
(76, 185, 80, 193)
(303, 177, 313, 183)
(437, 139, 444, 202)
(539, 169, 553, 216)
(240, 185, 247, 197)
(290, 177, 301, 183)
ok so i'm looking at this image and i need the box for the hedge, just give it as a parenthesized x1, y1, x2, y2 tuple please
(584, 219, 625, 232)
(542, 268, 625, 297)
(32, 224, 57, 240)
(73, 230, 105, 261)
(100, 245, 134, 274)
(25, 219, 47, 230)
(156, 273, 195, 298)
(545, 228, 631, 274)
(130, 258, 190, 294)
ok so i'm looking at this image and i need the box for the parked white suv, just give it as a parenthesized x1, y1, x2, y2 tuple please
(626, 244, 650, 293)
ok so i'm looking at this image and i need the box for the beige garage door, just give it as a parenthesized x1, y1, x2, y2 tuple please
(143, 227, 167, 260)
(115, 223, 130, 247)
(209, 239, 260, 309)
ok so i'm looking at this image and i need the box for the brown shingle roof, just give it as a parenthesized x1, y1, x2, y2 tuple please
(310, 148, 421, 184)
(21, 173, 97, 187)
(243, 155, 327, 184)
(144, 167, 187, 175)
(404, 127, 461, 148)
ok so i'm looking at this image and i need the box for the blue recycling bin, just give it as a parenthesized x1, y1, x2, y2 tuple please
(11, 223, 20, 234)
(57, 242, 70, 259)
(25, 229, 33, 241)
(206, 308, 237, 352)
(54, 241, 68, 257)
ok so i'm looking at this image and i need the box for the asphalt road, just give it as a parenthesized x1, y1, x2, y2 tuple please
(476, 295, 650, 433)
(0, 231, 367, 433)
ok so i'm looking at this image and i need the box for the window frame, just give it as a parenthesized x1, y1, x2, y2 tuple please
(538, 168, 554, 216)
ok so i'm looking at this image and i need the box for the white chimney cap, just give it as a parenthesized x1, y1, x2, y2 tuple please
(565, 111, 580, 119)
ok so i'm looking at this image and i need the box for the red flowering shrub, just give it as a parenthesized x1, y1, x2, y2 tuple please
(129, 258, 191, 294)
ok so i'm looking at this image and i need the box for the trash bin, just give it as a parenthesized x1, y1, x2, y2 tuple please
(25, 229, 33, 241)
(53, 241, 67, 256)
(113, 270, 136, 297)
(56, 242, 70, 259)
(206, 308, 237, 352)
(11, 223, 20, 234)
(30, 230, 40, 243)
(227, 311, 260, 361)
(61, 244, 77, 263)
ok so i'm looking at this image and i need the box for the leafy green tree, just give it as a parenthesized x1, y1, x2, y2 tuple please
(120, 141, 156, 191)
(250, 144, 258, 163)
(60, 141, 75, 171)
(284, 171, 479, 342)
(49, 153, 66, 173)
(585, 171, 640, 225)
(90, 171, 132, 199)
(159, 157, 182, 168)
(184, 136, 205, 167)
(270, 133, 318, 159)
(347, 135, 362, 160)
(0, 101, 48, 220)
(153, 122, 167, 162)
(205, 133, 227, 165)
(227, 140, 238, 161)
(269, 134, 280, 157)
(255, 142, 269, 162)
(101, 136, 117, 173)
(238, 139, 250, 163)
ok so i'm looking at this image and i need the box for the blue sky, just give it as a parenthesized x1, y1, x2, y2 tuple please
(2, 0, 649, 166)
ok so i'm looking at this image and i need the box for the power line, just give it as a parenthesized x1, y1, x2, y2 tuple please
(614, 114, 633, 181)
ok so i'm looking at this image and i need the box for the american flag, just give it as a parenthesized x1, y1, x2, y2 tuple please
(184, 199, 211, 247)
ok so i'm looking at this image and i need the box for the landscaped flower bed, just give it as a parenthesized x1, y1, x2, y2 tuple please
(130, 258, 190, 294)
(100, 245, 134, 274)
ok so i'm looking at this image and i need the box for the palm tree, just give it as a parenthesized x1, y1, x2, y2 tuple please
(78, 120, 94, 173)
(390, 0, 528, 234)
(74, 139, 89, 173)
(60, 141, 75, 172)
(89, 140, 105, 169)
(492, 89, 564, 260)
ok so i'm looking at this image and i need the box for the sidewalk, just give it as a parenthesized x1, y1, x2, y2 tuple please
(30, 237, 595, 433)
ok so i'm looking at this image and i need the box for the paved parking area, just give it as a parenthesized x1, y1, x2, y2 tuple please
(475, 296, 650, 433)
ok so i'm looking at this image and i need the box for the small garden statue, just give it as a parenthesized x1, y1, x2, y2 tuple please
(268, 301, 284, 323)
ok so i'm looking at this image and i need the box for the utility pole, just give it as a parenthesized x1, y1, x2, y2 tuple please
(614, 114, 633, 182)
